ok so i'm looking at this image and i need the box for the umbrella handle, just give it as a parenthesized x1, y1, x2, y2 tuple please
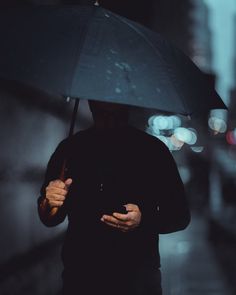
(48, 159, 67, 217)
(59, 159, 67, 181)
(48, 159, 68, 217)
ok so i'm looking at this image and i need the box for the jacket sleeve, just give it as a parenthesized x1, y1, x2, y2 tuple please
(37, 139, 69, 225)
(139, 140, 191, 234)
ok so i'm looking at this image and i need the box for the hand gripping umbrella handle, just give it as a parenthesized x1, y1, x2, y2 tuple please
(60, 98, 80, 181)
(50, 161, 67, 216)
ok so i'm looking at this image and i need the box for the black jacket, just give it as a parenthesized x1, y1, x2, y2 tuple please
(39, 125, 190, 285)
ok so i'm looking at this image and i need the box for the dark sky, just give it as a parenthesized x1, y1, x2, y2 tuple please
(64, 0, 157, 26)
(3, 0, 193, 55)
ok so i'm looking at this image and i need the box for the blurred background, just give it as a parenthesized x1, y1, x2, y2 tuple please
(1, 0, 236, 294)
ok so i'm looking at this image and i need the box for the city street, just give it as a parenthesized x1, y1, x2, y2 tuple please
(160, 213, 232, 295)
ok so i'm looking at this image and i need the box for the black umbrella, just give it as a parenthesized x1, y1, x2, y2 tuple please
(0, 4, 226, 116)
(0, 4, 227, 180)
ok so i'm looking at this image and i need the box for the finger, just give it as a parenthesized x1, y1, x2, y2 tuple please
(49, 179, 66, 189)
(102, 220, 128, 231)
(46, 187, 68, 196)
(112, 212, 130, 221)
(65, 178, 73, 188)
(47, 200, 64, 208)
(101, 215, 127, 226)
(46, 194, 66, 202)
(48, 179, 73, 191)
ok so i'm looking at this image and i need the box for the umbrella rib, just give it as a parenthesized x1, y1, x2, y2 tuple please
(111, 15, 166, 60)
(107, 11, 188, 114)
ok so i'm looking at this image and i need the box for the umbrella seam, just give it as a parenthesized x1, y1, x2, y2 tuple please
(68, 5, 99, 97)
(107, 10, 188, 114)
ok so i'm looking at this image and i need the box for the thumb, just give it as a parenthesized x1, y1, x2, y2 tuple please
(124, 203, 138, 212)
(65, 178, 73, 189)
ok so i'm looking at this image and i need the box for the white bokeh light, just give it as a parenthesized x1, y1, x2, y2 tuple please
(208, 116, 227, 133)
(174, 128, 197, 145)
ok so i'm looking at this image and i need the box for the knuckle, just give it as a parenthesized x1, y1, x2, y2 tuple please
(52, 180, 64, 188)
(46, 184, 53, 190)
(48, 182, 55, 188)
(50, 180, 58, 186)
(58, 181, 66, 188)
(45, 192, 51, 199)
(62, 189, 68, 196)
(56, 194, 64, 201)
(59, 190, 65, 196)
(46, 188, 53, 195)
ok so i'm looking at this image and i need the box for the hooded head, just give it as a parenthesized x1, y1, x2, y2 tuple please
(88, 100, 130, 128)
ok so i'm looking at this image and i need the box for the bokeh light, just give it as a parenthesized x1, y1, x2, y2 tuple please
(191, 146, 204, 153)
(170, 134, 185, 150)
(174, 128, 197, 145)
(226, 130, 236, 145)
(147, 115, 199, 151)
(148, 115, 181, 131)
(208, 116, 227, 133)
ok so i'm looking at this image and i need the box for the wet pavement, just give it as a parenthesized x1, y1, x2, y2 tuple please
(0, 212, 234, 295)
(160, 212, 232, 295)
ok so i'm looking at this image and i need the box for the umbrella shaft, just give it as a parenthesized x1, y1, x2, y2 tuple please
(60, 98, 80, 181)
(69, 99, 80, 138)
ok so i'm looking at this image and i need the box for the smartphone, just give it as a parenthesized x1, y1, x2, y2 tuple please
(111, 204, 127, 215)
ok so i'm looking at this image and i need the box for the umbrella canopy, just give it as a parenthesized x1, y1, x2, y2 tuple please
(0, 5, 226, 115)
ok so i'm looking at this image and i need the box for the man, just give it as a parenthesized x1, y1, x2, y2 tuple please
(38, 100, 191, 295)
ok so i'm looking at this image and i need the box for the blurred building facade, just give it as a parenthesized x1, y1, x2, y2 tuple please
(191, 0, 212, 71)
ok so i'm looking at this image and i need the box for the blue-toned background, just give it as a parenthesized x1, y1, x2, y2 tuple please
(0, 1, 236, 294)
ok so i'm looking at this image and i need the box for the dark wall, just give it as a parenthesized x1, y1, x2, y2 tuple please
(0, 92, 67, 264)
(0, 88, 92, 292)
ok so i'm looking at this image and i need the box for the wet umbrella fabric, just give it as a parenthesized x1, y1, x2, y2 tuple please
(0, 5, 226, 115)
